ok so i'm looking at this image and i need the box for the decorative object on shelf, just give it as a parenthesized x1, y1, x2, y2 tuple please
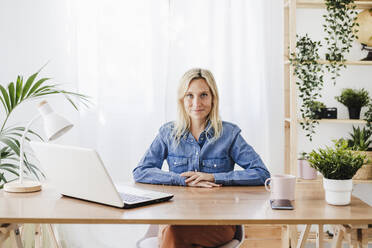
(309, 101, 326, 119)
(4, 101, 73, 193)
(297, 152, 317, 180)
(321, 107, 337, 119)
(323, 0, 359, 84)
(341, 126, 372, 180)
(354, 9, 372, 61)
(0, 68, 90, 189)
(308, 139, 366, 205)
(289, 34, 324, 141)
(335, 88, 369, 119)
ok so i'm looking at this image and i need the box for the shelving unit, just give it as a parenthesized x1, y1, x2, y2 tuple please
(283, 0, 372, 175)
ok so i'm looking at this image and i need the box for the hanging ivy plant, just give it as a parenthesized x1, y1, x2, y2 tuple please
(323, 0, 359, 84)
(290, 34, 324, 141)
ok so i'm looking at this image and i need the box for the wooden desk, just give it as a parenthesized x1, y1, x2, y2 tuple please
(0, 181, 371, 225)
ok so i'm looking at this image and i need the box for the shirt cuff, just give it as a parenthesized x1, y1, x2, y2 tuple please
(175, 174, 186, 186)
(213, 173, 228, 185)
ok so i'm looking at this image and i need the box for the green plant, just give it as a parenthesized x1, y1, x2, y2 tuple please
(323, 0, 359, 85)
(364, 102, 372, 137)
(335, 88, 369, 108)
(309, 101, 326, 119)
(344, 126, 372, 151)
(0, 68, 90, 188)
(308, 139, 366, 180)
(298, 152, 309, 160)
(289, 34, 324, 141)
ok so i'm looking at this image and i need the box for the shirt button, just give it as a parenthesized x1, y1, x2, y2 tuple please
(214, 164, 217, 168)
(196, 151, 199, 155)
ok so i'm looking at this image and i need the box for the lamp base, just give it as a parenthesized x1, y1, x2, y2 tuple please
(4, 180, 42, 193)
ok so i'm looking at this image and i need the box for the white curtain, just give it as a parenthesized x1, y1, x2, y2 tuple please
(61, 0, 283, 247)
(74, 0, 283, 181)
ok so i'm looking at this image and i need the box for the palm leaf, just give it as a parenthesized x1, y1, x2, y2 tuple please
(0, 137, 20, 156)
(21, 71, 40, 100)
(15, 76, 23, 104)
(25, 77, 51, 98)
(0, 84, 11, 114)
(8, 82, 15, 109)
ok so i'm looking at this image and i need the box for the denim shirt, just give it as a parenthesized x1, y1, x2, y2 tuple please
(133, 121, 270, 186)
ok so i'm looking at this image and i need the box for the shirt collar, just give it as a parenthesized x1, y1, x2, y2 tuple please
(183, 120, 214, 141)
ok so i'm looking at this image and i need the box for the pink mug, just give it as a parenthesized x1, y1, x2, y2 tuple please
(264, 174, 296, 201)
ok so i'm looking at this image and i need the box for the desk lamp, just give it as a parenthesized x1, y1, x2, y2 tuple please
(4, 100, 73, 193)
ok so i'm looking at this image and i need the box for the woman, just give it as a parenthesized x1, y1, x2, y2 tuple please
(133, 68, 270, 248)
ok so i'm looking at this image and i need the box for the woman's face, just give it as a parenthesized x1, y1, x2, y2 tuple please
(183, 78, 213, 124)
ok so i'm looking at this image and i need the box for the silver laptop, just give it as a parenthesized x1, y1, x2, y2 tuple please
(30, 142, 173, 208)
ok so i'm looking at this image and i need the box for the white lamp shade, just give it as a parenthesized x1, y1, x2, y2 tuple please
(43, 112, 73, 141)
(38, 101, 73, 141)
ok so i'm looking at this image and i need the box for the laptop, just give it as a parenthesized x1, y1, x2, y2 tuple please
(30, 141, 174, 209)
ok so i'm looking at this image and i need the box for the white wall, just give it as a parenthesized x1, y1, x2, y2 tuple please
(0, 0, 284, 247)
(296, 9, 372, 156)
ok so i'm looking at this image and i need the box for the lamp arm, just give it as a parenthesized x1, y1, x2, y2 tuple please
(19, 114, 41, 184)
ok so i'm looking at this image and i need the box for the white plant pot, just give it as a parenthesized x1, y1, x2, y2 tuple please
(323, 178, 353, 205)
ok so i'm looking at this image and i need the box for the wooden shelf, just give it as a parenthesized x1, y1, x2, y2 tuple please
(318, 60, 372, 65)
(284, 59, 372, 66)
(298, 119, 367, 124)
(296, 0, 372, 9)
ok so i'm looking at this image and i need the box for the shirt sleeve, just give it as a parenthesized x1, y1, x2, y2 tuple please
(213, 131, 271, 186)
(132, 133, 186, 186)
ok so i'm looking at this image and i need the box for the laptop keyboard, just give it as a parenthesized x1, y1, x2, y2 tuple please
(119, 192, 152, 203)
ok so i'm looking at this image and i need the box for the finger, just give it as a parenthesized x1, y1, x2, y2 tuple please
(206, 181, 221, 187)
(198, 182, 212, 188)
(180, 171, 195, 177)
(193, 176, 203, 184)
(185, 175, 198, 183)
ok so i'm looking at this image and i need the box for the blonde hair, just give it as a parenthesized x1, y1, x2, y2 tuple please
(172, 68, 222, 144)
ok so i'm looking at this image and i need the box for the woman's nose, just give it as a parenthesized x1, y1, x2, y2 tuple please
(193, 97, 201, 106)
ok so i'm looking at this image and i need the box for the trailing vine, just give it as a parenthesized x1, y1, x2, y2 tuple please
(290, 34, 324, 141)
(323, 0, 359, 84)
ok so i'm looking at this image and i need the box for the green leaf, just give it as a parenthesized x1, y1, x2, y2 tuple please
(8, 82, 15, 109)
(21, 71, 39, 100)
(15, 76, 23, 105)
(25, 77, 51, 99)
(0, 84, 11, 114)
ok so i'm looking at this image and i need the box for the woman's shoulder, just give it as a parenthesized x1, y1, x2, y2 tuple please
(159, 121, 175, 134)
(221, 121, 241, 133)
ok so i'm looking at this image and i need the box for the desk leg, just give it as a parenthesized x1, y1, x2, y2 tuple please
(358, 227, 368, 248)
(46, 224, 60, 248)
(282, 225, 290, 248)
(331, 226, 344, 248)
(35, 224, 41, 248)
(296, 224, 310, 248)
(289, 225, 298, 248)
(0, 224, 23, 248)
(316, 224, 324, 248)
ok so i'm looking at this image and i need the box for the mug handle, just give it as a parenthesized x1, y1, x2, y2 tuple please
(264, 178, 271, 192)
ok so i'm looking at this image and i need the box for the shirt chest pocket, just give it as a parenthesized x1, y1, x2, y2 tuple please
(167, 156, 188, 174)
(202, 158, 229, 173)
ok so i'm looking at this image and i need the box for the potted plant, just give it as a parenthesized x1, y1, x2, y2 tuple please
(308, 139, 367, 205)
(308, 101, 326, 120)
(343, 126, 372, 180)
(298, 152, 317, 180)
(335, 88, 369, 119)
(0, 68, 89, 188)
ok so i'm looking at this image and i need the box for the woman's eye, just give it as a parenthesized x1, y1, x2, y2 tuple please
(201, 93, 208, 97)
(186, 94, 193, 98)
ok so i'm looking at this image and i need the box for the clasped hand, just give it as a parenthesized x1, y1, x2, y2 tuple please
(180, 171, 220, 188)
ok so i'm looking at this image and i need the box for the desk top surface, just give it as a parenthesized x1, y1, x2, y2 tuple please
(0, 181, 371, 224)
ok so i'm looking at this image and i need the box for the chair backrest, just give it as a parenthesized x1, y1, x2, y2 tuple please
(136, 225, 244, 248)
